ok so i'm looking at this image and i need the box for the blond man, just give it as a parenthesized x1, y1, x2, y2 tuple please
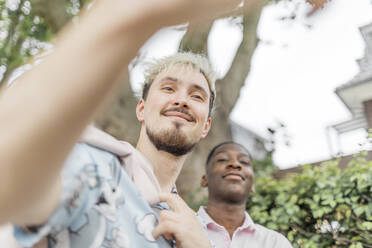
(0, 0, 245, 247)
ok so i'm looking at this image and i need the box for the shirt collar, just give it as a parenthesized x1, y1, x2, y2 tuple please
(80, 125, 162, 204)
(197, 206, 216, 225)
(80, 125, 179, 205)
(242, 210, 255, 230)
(197, 206, 256, 231)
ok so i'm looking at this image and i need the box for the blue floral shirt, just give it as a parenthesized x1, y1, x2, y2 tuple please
(14, 143, 175, 248)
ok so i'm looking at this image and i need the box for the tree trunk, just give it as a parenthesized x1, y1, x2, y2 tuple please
(179, 21, 213, 55)
(176, 2, 266, 202)
(94, 72, 140, 146)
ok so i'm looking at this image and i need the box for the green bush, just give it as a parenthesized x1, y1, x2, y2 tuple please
(247, 152, 372, 248)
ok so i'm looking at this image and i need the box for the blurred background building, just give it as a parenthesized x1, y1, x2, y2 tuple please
(276, 22, 372, 179)
(333, 23, 372, 135)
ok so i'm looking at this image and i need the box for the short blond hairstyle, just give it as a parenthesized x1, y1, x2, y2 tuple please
(142, 52, 216, 116)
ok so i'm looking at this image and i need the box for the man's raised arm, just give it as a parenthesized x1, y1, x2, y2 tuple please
(0, 0, 242, 226)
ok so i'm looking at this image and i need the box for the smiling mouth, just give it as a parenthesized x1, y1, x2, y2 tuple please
(164, 113, 191, 122)
(223, 173, 245, 181)
(162, 109, 195, 122)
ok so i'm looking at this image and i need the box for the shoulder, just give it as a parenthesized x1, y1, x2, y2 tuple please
(63, 143, 123, 181)
(254, 224, 293, 247)
(68, 143, 120, 165)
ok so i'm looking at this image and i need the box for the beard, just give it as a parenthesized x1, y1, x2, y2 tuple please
(146, 123, 196, 156)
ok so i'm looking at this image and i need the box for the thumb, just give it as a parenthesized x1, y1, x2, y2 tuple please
(153, 221, 173, 240)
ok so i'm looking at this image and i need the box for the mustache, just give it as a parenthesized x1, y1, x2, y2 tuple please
(160, 107, 196, 122)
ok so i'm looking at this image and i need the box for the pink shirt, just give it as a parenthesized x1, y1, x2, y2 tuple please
(197, 207, 293, 248)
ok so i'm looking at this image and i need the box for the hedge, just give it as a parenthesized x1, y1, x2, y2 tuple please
(247, 152, 372, 248)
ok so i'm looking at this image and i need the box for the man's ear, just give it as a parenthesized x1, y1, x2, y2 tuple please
(201, 174, 208, 188)
(201, 117, 212, 139)
(136, 98, 145, 122)
(250, 183, 256, 193)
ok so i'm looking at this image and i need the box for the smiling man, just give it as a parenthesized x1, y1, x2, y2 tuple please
(138, 57, 214, 161)
(198, 141, 293, 248)
(0, 0, 243, 227)
(12, 53, 216, 248)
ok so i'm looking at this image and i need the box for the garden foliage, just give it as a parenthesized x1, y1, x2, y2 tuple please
(247, 153, 372, 248)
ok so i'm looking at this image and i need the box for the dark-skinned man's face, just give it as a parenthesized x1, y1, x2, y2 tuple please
(202, 143, 254, 204)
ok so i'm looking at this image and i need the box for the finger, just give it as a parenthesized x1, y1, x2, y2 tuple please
(163, 233, 173, 241)
(159, 193, 187, 212)
(153, 220, 176, 239)
(159, 209, 178, 222)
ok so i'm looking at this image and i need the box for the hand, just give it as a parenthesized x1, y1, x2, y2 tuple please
(32, 237, 47, 248)
(153, 193, 212, 248)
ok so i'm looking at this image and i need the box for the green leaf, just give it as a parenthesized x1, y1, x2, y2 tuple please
(354, 206, 365, 217)
(361, 221, 372, 230)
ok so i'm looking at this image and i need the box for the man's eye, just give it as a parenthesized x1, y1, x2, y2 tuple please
(217, 158, 228, 163)
(240, 161, 251, 166)
(192, 95, 203, 101)
(162, 87, 173, 92)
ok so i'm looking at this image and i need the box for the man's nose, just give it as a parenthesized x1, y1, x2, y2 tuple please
(172, 93, 189, 108)
(227, 162, 242, 170)
(174, 100, 188, 108)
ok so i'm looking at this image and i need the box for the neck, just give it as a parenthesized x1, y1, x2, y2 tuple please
(205, 198, 246, 238)
(136, 128, 187, 193)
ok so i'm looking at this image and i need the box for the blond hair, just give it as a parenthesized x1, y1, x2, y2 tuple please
(142, 52, 216, 116)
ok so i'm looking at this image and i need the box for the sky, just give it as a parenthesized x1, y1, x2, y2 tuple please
(230, 0, 372, 168)
(132, 0, 372, 169)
